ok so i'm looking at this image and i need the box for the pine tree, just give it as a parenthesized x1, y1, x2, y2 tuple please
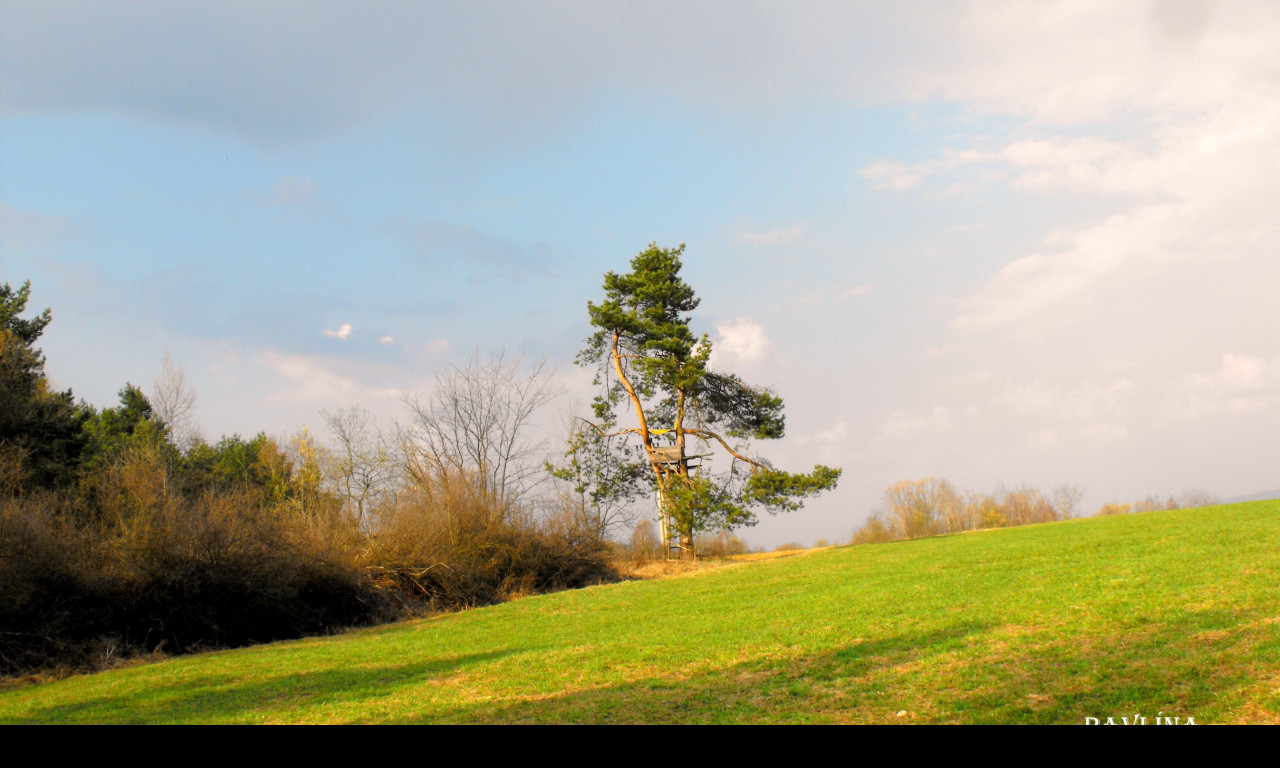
(0, 281, 86, 490)
(577, 244, 840, 557)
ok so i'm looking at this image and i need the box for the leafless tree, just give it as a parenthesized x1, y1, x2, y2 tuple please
(401, 350, 558, 512)
(630, 518, 661, 562)
(1050, 484, 1085, 520)
(151, 348, 200, 450)
(880, 477, 964, 538)
(1175, 488, 1218, 508)
(322, 405, 394, 523)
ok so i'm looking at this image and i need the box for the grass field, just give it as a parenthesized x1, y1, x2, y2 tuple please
(3, 501, 1279, 724)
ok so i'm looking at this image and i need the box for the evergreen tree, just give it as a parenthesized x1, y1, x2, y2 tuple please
(0, 281, 85, 489)
(578, 244, 840, 557)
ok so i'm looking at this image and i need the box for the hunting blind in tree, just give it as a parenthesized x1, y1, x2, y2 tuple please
(574, 243, 840, 558)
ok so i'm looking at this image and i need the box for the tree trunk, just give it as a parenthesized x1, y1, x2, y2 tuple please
(679, 529, 695, 560)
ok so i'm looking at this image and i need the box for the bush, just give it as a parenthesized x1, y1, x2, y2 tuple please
(2, 427, 620, 678)
(1, 288, 620, 678)
(365, 469, 613, 611)
(1093, 489, 1216, 517)
(0, 493, 100, 674)
(628, 519, 663, 563)
(0, 486, 393, 677)
(695, 529, 749, 558)
(1095, 502, 1132, 517)
(850, 512, 892, 544)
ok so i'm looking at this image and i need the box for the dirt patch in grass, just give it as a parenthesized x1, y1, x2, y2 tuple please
(1192, 628, 1233, 643)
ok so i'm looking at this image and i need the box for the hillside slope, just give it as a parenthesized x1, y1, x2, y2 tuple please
(3, 502, 1279, 724)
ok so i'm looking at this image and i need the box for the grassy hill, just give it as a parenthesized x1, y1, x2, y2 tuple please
(3, 501, 1279, 724)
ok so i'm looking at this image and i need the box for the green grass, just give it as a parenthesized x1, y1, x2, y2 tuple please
(4, 501, 1280, 723)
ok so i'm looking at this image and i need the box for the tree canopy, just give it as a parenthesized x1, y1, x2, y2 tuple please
(0, 281, 85, 490)
(577, 243, 840, 556)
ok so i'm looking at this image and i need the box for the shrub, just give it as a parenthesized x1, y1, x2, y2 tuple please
(365, 469, 613, 611)
(629, 518, 663, 563)
(0, 492, 393, 677)
(850, 512, 892, 544)
(695, 529, 749, 558)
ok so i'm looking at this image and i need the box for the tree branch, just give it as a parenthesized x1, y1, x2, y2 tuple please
(683, 428, 767, 470)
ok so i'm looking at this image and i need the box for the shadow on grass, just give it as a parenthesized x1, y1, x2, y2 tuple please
(14, 587, 1280, 723)
(943, 606, 1280, 724)
(411, 620, 997, 724)
(5, 649, 515, 724)
(406, 606, 1280, 724)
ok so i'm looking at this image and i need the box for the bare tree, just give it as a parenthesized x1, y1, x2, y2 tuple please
(401, 350, 558, 512)
(151, 348, 200, 450)
(880, 477, 963, 538)
(322, 405, 394, 523)
(1176, 488, 1218, 508)
(1050, 484, 1085, 520)
(630, 518, 661, 562)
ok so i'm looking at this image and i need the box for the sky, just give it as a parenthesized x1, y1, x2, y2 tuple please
(3, 1, 1279, 547)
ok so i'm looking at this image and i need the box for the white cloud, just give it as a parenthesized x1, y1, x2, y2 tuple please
(1177, 353, 1280, 417)
(256, 350, 357, 402)
(1193, 354, 1278, 392)
(950, 100, 1280, 333)
(1001, 378, 1136, 422)
(323, 323, 353, 340)
(8, 3, 1277, 150)
(711, 317, 771, 366)
(879, 406, 953, 438)
(796, 421, 848, 446)
(1077, 422, 1128, 442)
(828, 4, 1280, 337)
(935, 138, 1143, 193)
(378, 335, 395, 345)
(907, 1, 1277, 124)
(256, 350, 404, 405)
(984, 377, 1139, 448)
(861, 162, 930, 190)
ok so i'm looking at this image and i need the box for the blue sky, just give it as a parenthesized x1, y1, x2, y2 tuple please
(4, 1, 1279, 546)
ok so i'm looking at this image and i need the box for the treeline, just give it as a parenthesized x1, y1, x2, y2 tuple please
(851, 477, 1217, 545)
(1094, 490, 1217, 517)
(0, 282, 612, 677)
(850, 478, 1083, 544)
